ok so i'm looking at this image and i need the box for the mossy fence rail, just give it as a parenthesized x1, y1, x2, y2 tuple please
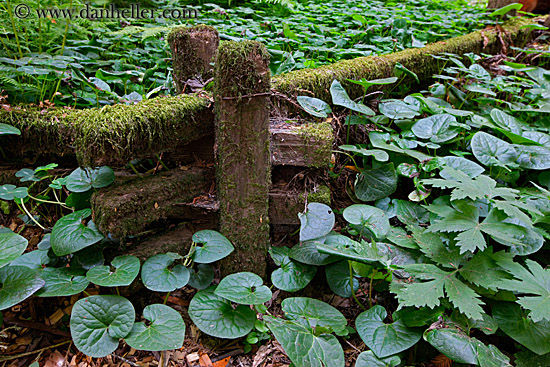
(0, 17, 534, 277)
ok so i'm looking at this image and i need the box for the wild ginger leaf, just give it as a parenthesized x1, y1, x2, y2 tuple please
(497, 260, 550, 322)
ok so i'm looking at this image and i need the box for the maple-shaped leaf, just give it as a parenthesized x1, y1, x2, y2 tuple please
(423, 167, 518, 201)
(391, 263, 485, 320)
(460, 249, 511, 292)
(497, 259, 550, 322)
(412, 228, 463, 268)
(427, 201, 542, 254)
(492, 199, 540, 226)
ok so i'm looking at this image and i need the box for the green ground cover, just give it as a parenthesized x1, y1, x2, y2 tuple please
(0, 0, 493, 106)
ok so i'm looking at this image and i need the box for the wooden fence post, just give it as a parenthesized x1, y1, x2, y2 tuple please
(168, 25, 219, 94)
(214, 40, 271, 278)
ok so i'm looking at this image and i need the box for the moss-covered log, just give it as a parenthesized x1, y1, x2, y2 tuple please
(272, 17, 535, 102)
(91, 167, 214, 239)
(214, 40, 271, 278)
(168, 25, 219, 94)
(90, 167, 323, 240)
(0, 94, 213, 167)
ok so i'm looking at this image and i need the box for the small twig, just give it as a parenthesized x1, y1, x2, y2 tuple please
(0, 340, 72, 362)
(62, 341, 72, 367)
(111, 353, 139, 367)
(4, 318, 71, 338)
(211, 349, 243, 362)
(270, 90, 304, 111)
(343, 339, 361, 353)
(221, 92, 272, 100)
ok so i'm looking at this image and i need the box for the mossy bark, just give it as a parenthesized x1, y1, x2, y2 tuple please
(0, 94, 212, 167)
(272, 17, 535, 102)
(214, 40, 271, 278)
(168, 25, 219, 94)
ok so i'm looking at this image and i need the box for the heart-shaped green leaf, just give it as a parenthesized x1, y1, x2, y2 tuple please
(10, 249, 51, 270)
(330, 80, 375, 116)
(343, 204, 390, 240)
(315, 235, 389, 265)
(412, 114, 459, 143)
(51, 209, 104, 256)
(125, 304, 185, 351)
(215, 272, 272, 305)
(65, 167, 115, 193)
(440, 156, 484, 180)
(86, 255, 140, 287)
(282, 297, 347, 334)
(355, 163, 397, 202)
(490, 109, 523, 134)
(0, 123, 21, 135)
(348, 77, 398, 90)
(36, 267, 89, 297)
(266, 316, 344, 367)
(0, 230, 28, 268)
(339, 145, 389, 162)
(0, 266, 44, 310)
(325, 260, 358, 298)
(423, 326, 478, 365)
(289, 240, 340, 266)
(141, 253, 189, 292)
(471, 132, 518, 167)
(355, 351, 401, 367)
(71, 246, 104, 271)
(514, 145, 550, 170)
(356, 305, 422, 358)
(297, 96, 332, 118)
(379, 100, 420, 119)
(188, 286, 256, 338)
(0, 185, 28, 201)
(191, 230, 234, 264)
(493, 302, 550, 355)
(188, 264, 214, 290)
(70, 295, 135, 358)
(270, 247, 316, 292)
(298, 203, 335, 242)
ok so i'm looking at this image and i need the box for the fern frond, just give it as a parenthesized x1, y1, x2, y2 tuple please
(107, 26, 145, 37)
(141, 26, 169, 40)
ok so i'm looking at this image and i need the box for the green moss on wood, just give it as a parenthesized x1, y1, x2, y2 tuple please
(91, 168, 213, 238)
(307, 184, 331, 206)
(214, 40, 270, 98)
(272, 17, 533, 101)
(168, 25, 219, 93)
(0, 94, 211, 166)
(298, 122, 333, 168)
(214, 40, 271, 277)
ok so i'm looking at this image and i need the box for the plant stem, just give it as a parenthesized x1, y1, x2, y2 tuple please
(6, 0, 23, 58)
(163, 292, 171, 305)
(349, 261, 366, 311)
(368, 272, 374, 309)
(19, 200, 45, 230)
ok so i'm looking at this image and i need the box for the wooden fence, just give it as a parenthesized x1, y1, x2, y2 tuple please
(0, 17, 535, 277)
